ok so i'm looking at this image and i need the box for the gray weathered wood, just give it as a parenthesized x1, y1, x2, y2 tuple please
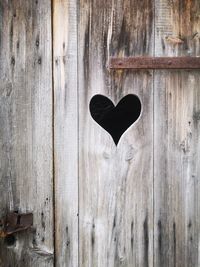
(78, 0, 154, 266)
(53, 0, 78, 266)
(0, 1, 54, 266)
(154, 1, 200, 266)
(1, 1, 200, 266)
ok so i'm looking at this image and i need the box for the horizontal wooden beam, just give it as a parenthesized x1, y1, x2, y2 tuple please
(108, 57, 200, 69)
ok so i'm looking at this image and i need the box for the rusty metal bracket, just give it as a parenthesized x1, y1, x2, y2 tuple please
(0, 211, 33, 237)
(108, 57, 200, 69)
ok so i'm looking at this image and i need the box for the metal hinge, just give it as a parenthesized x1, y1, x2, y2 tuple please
(0, 211, 33, 238)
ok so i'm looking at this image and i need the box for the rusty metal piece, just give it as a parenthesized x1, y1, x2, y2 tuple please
(108, 57, 200, 69)
(0, 211, 33, 237)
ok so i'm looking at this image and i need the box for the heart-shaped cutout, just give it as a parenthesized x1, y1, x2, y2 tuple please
(89, 94, 142, 145)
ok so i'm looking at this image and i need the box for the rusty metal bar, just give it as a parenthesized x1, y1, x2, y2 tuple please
(0, 212, 33, 237)
(108, 57, 200, 69)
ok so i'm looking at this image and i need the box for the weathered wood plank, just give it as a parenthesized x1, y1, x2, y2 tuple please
(78, 0, 154, 266)
(154, 1, 200, 266)
(0, 1, 54, 266)
(53, 0, 78, 266)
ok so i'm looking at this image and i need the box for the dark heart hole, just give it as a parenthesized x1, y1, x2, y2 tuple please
(89, 94, 142, 145)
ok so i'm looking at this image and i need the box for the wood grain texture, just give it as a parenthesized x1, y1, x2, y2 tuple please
(53, 0, 78, 266)
(1, 1, 199, 266)
(78, 0, 154, 266)
(154, 1, 200, 266)
(0, 1, 54, 266)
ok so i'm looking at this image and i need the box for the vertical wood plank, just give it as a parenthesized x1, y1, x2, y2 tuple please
(78, 0, 154, 266)
(53, 0, 78, 266)
(0, 1, 54, 266)
(154, 1, 200, 266)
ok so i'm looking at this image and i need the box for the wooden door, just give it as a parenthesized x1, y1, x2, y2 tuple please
(1, 0, 200, 267)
